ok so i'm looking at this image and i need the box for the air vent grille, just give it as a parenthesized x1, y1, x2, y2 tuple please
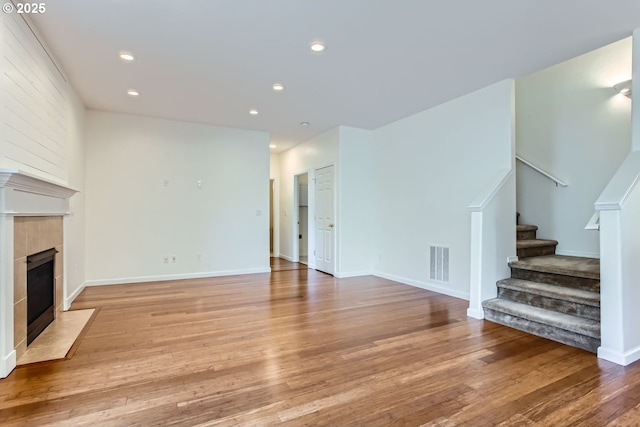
(429, 245, 449, 283)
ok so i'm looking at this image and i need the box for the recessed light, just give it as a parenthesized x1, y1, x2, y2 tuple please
(127, 89, 139, 96)
(300, 121, 310, 127)
(119, 51, 135, 62)
(269, 144, 277, 149)
(272, 83, 285, 92)
(249, 108, 259, 115)
(310, 41, 326, 53)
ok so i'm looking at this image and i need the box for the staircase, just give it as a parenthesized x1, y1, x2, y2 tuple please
(482, 218, 600, 353)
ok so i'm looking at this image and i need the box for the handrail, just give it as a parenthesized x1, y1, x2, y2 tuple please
(585, 211, 600, 230)
(515, 155, 568, 187)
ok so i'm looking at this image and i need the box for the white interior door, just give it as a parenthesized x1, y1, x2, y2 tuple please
(315, 165, 335, 275)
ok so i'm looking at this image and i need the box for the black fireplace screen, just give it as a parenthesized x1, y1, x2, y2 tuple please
(26, 248, 57, 345)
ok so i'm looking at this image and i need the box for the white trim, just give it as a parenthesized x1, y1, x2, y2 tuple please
(65, 282, 86, 310)
(595, 151, 640, 211)
(598, 345, 640, 366)
(279, 254, 294, 262)
(0, 349, 16, 379)
(85, 268, 271, 287)
(372, 271, 469, 300)
(466, 308, 485, 319)
(555, 249, 600, 259)
(585, 211, 600, 230)
(0, 169, 78, 199)
(597, 173, 640, 210)
(2, 212, 70, 217)
(334, 271, 371, 279)
(468, 169, 512, 211)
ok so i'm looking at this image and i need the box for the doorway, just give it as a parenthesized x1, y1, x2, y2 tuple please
(296, 173, 309, 265)
(269, 179, 274, 256)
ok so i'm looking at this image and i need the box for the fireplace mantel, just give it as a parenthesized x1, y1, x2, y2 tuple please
(0, 169, 78, 215)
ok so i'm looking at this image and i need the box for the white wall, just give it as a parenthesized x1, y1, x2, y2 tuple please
(278, 128, 339, 263)
(1, 12, 68, 182)
(516, 38, 632, 258)
(634, 29, 640, 151)
(338, 127, 374, 276)
(64, 88, 86, 307)
(372, 80, 515, 299)
(85, 111, 270, 284)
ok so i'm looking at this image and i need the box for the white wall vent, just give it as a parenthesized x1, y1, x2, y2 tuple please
(429, 245, 449, 283)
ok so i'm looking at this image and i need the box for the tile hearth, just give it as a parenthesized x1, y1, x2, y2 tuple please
(17, 309, 95, 366)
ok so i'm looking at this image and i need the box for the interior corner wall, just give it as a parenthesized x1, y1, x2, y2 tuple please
(84, 111, 270, 284)
(278, 128, 339, 262)
(337, 127, 374, 276)
(64, 88, 86, 306)
(371, 80, 514, 299)
(516, 37, 632, 258)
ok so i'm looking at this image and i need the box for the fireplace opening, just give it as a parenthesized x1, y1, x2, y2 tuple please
(26, 248, 57, 345)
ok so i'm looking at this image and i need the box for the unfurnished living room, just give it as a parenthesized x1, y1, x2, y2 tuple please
(2, 1, 640, 425)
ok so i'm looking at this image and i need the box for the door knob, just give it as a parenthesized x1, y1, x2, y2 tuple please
(328, 224, 334, 228)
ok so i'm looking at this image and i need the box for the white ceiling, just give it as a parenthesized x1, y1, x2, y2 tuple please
(27, 0, 640, 153)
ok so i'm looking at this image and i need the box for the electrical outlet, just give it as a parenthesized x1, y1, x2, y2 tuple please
(171, 255, 177, 263)
(163, 256, 169, 264)
(196, 253, 202, 262)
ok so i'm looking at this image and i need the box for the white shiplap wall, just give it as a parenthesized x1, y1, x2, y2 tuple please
(2, 11, 67, 182)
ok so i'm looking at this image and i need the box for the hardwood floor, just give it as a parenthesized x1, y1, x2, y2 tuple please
(2, 263, 640, 426)
(270, 257, 307, 272)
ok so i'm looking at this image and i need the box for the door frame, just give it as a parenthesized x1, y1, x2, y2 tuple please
(293, 171, 314, 267)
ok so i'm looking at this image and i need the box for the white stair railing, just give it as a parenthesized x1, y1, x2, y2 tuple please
(585, 211, 600, 230)
(516, 155, 568, 187)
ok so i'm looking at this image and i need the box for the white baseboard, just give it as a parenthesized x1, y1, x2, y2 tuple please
(85, 267, 271, 287)
(555, 249, 600, 259)
(598, 345, 640, 366)
(0, 349, 16, 379)
(279, 254, 294, 262)
(466, 308, 485, 319)
(65, 282, 87, 310)
(372, 271, 469, 301)
(334, 271, 371, 279)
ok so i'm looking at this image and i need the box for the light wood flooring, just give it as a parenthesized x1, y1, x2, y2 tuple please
(2, 260, 640, 426)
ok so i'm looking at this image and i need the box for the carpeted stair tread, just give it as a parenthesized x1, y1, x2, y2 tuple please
(510, 255, 599, 280)
(498, 278, 600, 307)
(482, 299, 600, 338)
(517, 224, 539, 240)
(516, 224, 538, 232)
(516, 239, 558, 248)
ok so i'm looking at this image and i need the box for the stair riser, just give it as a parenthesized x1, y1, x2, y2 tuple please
(517, 230, 537, 240)
(484, 308, 600, 353)
(517, 245, 556, 258)
(511, 268, 600, 292)
(498, 288, 600, 321)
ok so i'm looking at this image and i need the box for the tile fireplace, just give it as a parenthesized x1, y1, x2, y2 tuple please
(0, 170, 77, 378)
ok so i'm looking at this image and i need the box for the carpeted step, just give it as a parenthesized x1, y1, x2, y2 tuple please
(510, 255, 600, 292)
(517, 224, 538, 240)
(483, 299, 600, 353)
(517, 239, 558, 258)
(497, 278, 600, 321)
